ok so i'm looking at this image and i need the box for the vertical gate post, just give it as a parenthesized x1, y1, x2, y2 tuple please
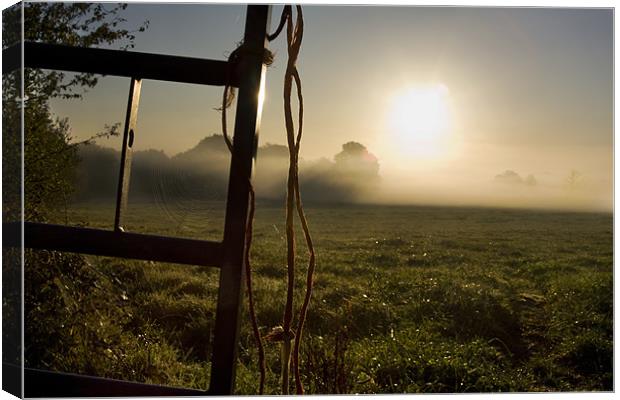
(114, 77, 142, 232)
(209, 5, 271, 395)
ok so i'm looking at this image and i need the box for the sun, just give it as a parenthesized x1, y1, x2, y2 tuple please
(387, 84, 452, 158)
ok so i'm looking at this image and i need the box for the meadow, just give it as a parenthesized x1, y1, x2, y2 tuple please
(25, 201, 613, 393)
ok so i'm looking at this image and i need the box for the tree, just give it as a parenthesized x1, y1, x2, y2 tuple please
(3, 3, 147, 220)
(524, 174, 537, 187)
(333, 141, 380, 191)
(4, 3, 148, 100)
(2, 2, 148, 373)
(566, 170, 583, 190)
(494, 170, 537, 187)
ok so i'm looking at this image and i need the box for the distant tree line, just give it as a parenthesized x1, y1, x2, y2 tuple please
(494, 170, 537, 187)
(73, 135, 381, 204)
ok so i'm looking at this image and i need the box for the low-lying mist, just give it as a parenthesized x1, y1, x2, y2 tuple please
(373, 172, 612, 212)
(73, 136, 381, 205)
(73, 135, 612, 213)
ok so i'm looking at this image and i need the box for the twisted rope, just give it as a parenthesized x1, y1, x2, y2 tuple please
(220, 5, 314, 395)
(278, 6, 316, 396)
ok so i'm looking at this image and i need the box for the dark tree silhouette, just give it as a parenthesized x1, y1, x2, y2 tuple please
(2, 2, 149, 375)
(334, 141, 380, 180)
(3, 3, 147, 220)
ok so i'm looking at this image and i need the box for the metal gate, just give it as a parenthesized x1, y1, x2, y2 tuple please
(2, 4, 271, 396)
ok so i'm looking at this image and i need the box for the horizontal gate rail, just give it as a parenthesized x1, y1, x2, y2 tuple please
(3, 363, 209, 397)
(2, 41, 239, 87)
(3, 222, 223, 267)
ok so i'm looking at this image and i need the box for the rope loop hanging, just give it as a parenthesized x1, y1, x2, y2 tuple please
(219, 5, 315, 395)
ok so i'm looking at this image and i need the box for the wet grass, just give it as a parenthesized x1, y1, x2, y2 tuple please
(27, 202, 613, 393)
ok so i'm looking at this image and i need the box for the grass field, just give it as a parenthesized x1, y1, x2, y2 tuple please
(25, 201, 613, 393)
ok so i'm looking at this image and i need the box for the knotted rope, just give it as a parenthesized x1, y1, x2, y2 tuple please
(220, 5, 314, 395)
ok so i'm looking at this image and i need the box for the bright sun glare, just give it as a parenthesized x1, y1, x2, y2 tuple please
(388, 84, 452, 159)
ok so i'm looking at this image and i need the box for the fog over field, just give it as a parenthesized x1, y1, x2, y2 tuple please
(12, 4, 613, 395)
(74, 134, 611, 213)
(49, 5, 610, 214)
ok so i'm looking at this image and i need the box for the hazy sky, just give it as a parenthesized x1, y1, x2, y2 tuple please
(49, 4, 613, 210)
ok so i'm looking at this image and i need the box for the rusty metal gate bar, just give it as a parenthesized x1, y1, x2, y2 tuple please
(2, 5, 271, 397)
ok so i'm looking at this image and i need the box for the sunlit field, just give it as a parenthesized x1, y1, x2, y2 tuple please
(7, 2, 613, 397)
(26, 201, 612, 393)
